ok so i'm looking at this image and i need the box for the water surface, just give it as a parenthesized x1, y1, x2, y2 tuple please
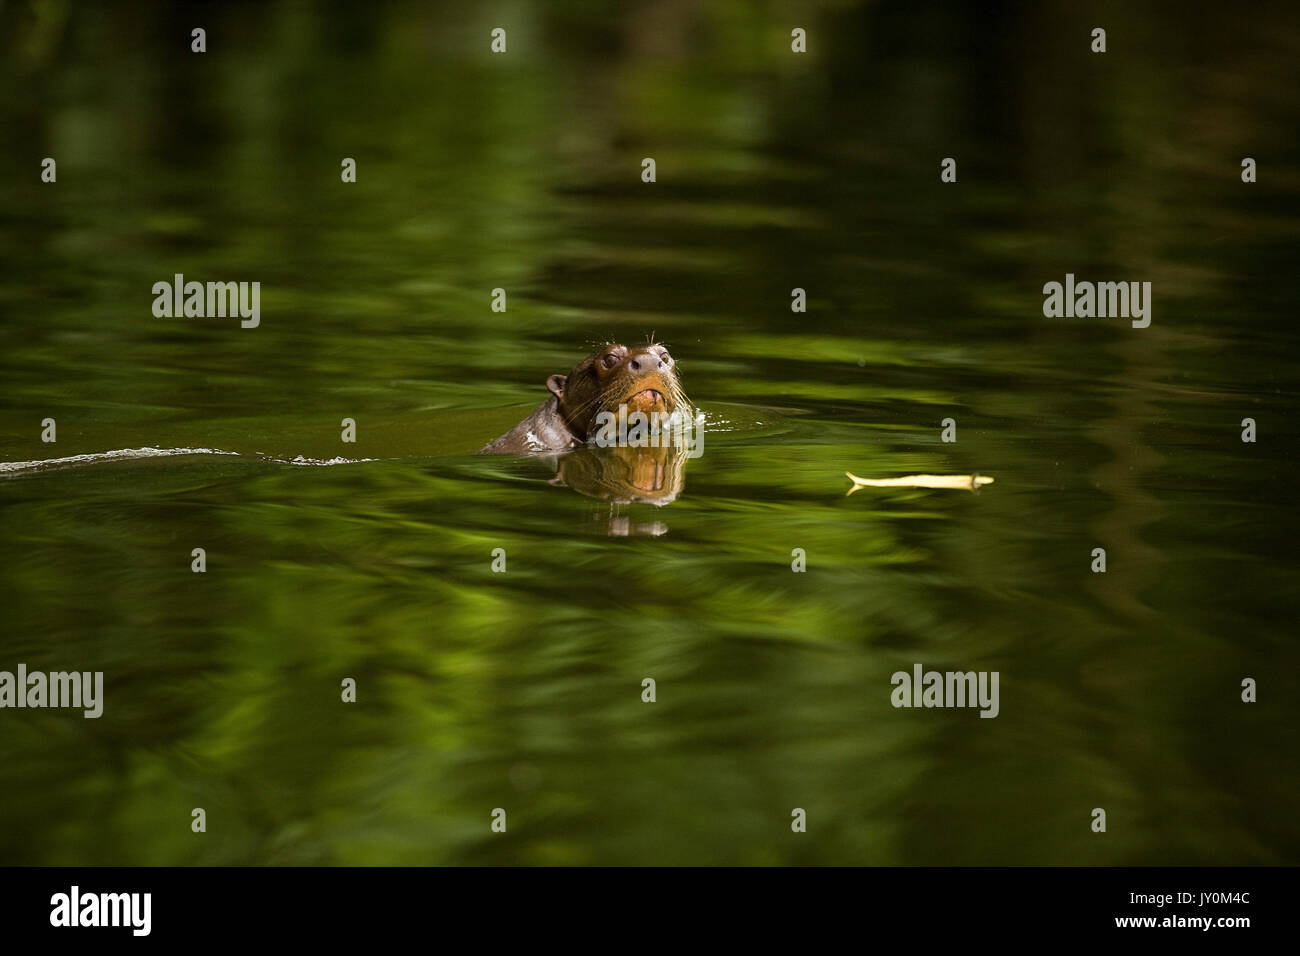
(1, 1, 1298, 865)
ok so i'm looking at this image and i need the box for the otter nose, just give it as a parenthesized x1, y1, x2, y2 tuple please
(628, 351, 662, 374)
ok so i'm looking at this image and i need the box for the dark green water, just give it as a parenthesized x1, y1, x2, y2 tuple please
(2, 1, 1298, 864)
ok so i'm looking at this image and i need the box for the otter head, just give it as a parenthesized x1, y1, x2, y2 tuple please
(547, 342, 687, 441)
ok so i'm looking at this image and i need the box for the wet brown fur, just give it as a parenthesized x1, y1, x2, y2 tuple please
(478, 341, 687, 454)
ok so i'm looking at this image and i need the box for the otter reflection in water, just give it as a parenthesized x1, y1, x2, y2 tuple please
(479, 342, 700, 531)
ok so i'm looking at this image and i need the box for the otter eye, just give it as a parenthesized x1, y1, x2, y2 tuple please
(657, 348, 671, 364)
(600, 352, 621, 370)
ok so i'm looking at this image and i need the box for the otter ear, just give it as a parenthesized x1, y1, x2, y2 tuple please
(546, 374, 567, 397)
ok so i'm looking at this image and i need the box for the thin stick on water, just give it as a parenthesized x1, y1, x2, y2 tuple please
(845, 471, 995, 495)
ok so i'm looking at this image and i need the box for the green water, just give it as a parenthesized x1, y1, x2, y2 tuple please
(2, 1, 1298, 865)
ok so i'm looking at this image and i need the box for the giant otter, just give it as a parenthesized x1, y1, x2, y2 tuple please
(478, 342, 688, 455)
